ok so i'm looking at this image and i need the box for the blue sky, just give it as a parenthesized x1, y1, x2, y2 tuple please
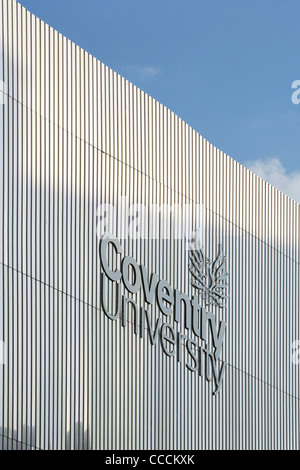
(17, 0, 300, 202)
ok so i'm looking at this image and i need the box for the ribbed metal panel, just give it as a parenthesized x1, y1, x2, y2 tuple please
(0, 0, 299, 449)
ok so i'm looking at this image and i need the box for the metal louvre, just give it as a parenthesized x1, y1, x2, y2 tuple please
(0, 0, 299, 449)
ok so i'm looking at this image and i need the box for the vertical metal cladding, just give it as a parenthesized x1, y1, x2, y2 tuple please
(0, 0, 299, 449)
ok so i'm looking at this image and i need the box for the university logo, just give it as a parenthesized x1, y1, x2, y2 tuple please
(100, 235, 228, 394)
(189, 243, 229, 308)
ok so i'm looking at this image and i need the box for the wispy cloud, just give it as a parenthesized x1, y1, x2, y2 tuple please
(245, 157, 300, 204)
(125, 65, 160, 80)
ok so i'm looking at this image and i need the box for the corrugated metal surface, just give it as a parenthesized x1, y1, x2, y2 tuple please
(0, 0, 299, 449)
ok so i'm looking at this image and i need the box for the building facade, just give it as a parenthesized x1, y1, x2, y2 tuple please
(0, 0, 299, 450)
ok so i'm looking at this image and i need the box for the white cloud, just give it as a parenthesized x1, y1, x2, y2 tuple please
(245, 157, 300, 204)
(126, 65, 159, 79)
(139, 66, 159, 78)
